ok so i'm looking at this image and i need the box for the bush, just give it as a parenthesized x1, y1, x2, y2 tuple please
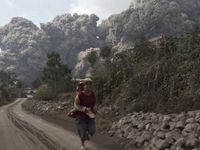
(32, 78, 42, 89)
(34, 85, 57, 101)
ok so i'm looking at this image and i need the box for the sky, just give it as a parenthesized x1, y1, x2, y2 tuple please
(0, 0, 132, 27)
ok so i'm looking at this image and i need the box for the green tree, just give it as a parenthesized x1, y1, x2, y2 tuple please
(42, 52, 72, 93)
(32, 78, 42, 89)
(134, 37, 155, 60)
(100, 45, 111, 59)
(86, 51, 98, 66)
(0, 71, 22, 103)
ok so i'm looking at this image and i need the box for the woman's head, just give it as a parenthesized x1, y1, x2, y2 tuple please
(83, 78, 93, 92)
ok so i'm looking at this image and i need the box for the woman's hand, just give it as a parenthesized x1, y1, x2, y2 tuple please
(85, 107, 91, 112)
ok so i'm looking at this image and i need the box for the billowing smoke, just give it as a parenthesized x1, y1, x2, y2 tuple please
(130, 0, 149, 9)
(100, 0, 200, 48)
(40, 13, 100, 68)
(73, 48, 100, 78)
(0, 17, 49, 82)
(0, 14, 100, 83)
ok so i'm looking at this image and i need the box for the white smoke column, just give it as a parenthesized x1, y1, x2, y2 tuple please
(130, 0, 149, 9)
(73, 48, 100, 77)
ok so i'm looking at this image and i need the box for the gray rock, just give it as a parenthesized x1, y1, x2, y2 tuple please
(166, 130, 181, 141)
(188, 111, 196, 118)
(186, 118, 196, 124)
(163, 116, 171, 123)
(173, 138, 185, 148)
(157, 131, 165, 139)
(169, 122, 176, 130)
(145, 123, 151, 130)
(175, 147, 185, 150)
(153, 138, 173, 149)
(136, 136, 145, 148)
(176, 112, 187, 121)
(138, 123, 145, 131)
(176, 121, 185, 131)
(195, 112, 200, 123)
(161, 123, 171, 130)
(184, 123, 194, 132)
(127, 129, 137, 139)
(141, 131, 151, 141)
(161, 137, 174, 149)
(186, 135, 198, 148)
(154, 139, 165, 149)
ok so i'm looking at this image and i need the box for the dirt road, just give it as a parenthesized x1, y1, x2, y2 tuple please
(0, 99, 112, 150)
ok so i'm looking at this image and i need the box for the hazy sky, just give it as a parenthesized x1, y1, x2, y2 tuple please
(0, 0, 132, 27)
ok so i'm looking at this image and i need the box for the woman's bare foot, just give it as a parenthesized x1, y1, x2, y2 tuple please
(81, 145, 87, 150)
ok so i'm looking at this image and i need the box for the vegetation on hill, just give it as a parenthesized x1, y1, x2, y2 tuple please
(89, 28, 200, 113)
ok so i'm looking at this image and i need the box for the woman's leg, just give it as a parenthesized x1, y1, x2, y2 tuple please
(87, 118, 96, 136)
(76, 118, 87, 146)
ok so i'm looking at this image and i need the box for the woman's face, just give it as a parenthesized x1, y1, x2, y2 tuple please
(84, 82, 92, 91)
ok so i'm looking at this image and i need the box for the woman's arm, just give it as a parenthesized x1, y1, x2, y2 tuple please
(74, 95, 86, 112)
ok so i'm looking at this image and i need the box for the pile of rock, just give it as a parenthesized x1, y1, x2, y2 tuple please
(109, 111, 200, 150)
(27, 100, 72, 114)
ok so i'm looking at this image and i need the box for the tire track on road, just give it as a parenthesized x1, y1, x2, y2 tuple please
(8, 107, 68, 150)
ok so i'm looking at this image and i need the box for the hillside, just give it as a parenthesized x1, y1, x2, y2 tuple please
(90, 31, 200, 114)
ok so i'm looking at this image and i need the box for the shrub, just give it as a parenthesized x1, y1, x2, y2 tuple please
(34, 85, 57, 101)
